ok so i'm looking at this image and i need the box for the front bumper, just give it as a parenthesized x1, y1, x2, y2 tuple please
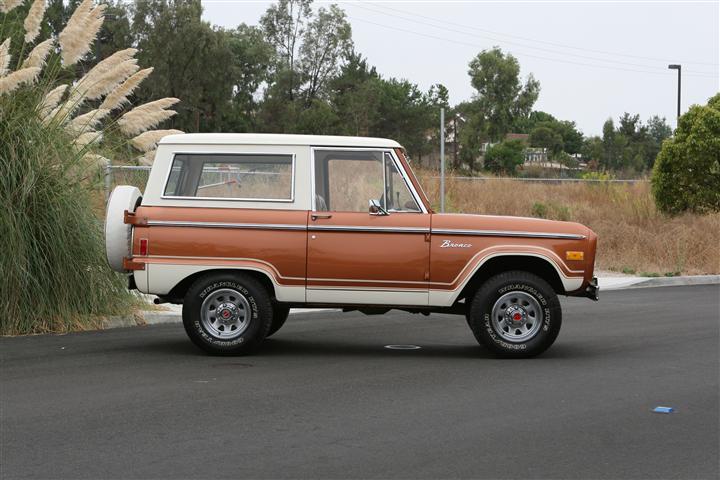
(585, 277, 599, 301)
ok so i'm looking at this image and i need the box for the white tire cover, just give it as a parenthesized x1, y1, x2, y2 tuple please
(105, 185, 142, 272)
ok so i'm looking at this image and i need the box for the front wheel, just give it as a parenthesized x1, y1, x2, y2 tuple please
(467, 271, 561, 358)
(182, 272, 273, 355)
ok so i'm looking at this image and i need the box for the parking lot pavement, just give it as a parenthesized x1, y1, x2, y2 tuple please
(1, 285, 718, 479)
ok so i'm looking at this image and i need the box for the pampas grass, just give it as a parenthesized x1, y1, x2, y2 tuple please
(100, 67, 152, 111)
(81, 59, 138, 100)
(1, 0, 22, 14)
(66, 108, 109, 135)
(39, 84, 67, 117)
(0, 38, 10, 77)
(73, 130, 102, 147)
(22, 38, 53, 69)
(0, 66, 40, 95)
(58, 0, 106, 66)
(130, 129, 183, 152)
(117, 98, 180, 136)
(0, 0, 181, 334)
(23, 0, 46, 43)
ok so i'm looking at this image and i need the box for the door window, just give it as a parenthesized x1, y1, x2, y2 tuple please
(313, 150, 419, 212)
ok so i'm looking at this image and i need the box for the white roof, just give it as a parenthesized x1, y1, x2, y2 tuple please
(159, 133, 402, 148)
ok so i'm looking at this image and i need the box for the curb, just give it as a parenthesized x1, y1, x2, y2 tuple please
(622, 275, 720, 290)
(101, 276, 718, 330)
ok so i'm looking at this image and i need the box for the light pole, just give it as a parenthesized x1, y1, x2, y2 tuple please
(668, 64, 681, 122)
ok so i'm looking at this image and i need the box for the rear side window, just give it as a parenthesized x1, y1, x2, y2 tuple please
(163, 153, 294, 201)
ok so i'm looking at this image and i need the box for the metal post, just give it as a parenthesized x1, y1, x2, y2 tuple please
(440, 107, 445, 213)
(676, 66, 681, 121)
(668, 64, 682, 122)
(104, 161, 112, 201)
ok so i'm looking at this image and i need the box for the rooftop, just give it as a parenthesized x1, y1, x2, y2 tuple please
(159, 133, 402, 148)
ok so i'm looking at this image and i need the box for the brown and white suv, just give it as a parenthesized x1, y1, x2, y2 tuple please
(105, 133, 598, 357)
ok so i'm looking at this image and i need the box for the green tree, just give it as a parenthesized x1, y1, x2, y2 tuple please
(529, 125, 563, 155)
(651, 94, 720, 214)
(484, 139, 526, 175)
(132, 0, 235, 132)
(467, 47, 540, 142)
(512, 110, 556, 133)
(221, 24, 275, 132)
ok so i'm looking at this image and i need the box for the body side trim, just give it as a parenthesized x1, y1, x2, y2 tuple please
(433, 228, 586, 240)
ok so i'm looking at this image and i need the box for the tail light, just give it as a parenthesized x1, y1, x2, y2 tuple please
(139, 238, 148, 256)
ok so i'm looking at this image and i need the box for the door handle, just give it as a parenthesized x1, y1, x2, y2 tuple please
(311, 213, 333, 221)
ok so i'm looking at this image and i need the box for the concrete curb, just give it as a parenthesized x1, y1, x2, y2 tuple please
(101, 276, 718, 330)
(620, 275, 720, 290)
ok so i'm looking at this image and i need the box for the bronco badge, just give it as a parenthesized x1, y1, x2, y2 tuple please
(440, 239, 472, 248)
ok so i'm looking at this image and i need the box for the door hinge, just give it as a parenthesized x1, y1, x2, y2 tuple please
(424, 271, 430, 280)
(124, 210, 148, 226)
(123, 257, 145, 271)
(424, 232, 431, 242)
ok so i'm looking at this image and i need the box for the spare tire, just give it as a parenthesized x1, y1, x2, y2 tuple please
(105, 185, 142, 272)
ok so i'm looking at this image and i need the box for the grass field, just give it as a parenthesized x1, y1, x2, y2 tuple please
(418, 172, 720, 276)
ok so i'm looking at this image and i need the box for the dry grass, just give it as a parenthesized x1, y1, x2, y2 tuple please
(417, 172, 720, 276)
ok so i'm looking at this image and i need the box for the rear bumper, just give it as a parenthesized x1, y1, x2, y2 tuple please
(585, 277, 599, 301)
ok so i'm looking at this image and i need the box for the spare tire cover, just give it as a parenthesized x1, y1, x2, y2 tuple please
(105, 185, 142, 272)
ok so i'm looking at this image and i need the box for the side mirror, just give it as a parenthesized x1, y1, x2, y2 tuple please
(369, 199, 388, 216)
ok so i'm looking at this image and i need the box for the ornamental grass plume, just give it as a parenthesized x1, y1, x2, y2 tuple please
(39, 84, 67, 117)
(130, 129, 183, 152)
(23, 0, 46, 43)
(80, 59, 138, 101)
(0, 66, 40, 95)
(1, 0, 22, 14)
(66, 108, 110, 135)
(100, 67, 152, 111)
(58, 0, 105, 66)
(22, 38, 53, 69)
(0, 38, 10, 76)
(0, 0, 181, 334)
(73, 130, 102, 147)
(117, 98, 180, 136)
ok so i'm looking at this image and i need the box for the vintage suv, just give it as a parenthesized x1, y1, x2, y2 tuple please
(105, 134, 598, 357)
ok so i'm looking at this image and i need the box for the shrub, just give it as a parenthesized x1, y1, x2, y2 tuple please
(531, 202, 547, 218)
(484, 139, 525, 175)
(651, 93, 720, 214)
(0, 0, 181, 333)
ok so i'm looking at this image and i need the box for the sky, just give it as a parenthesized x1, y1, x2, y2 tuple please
(202, 0, 720, 136)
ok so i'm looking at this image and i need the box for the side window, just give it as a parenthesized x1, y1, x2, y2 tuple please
(163, 153, 293, 200)
(384, 152, 420, 212)
(313, 150, 420, 212)
(314, 150, 384, 212)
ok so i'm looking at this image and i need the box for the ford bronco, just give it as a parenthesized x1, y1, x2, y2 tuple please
(105, 134, 598, 357)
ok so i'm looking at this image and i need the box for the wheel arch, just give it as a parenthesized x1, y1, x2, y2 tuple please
(456, 254, 566, 304)
(165, 267, 278, 302)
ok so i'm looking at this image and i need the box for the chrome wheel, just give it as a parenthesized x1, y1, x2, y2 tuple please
(200, 288, 251, 340)
(491, 291, 543, 343)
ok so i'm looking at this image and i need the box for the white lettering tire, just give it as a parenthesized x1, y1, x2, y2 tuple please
(105, 185, 142, 272)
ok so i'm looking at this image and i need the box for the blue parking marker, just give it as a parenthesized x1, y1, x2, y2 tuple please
(653, 406, 674, 414)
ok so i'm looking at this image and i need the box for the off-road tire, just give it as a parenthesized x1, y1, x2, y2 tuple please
(266, 304, 290, 338)
(183, 272, 273, 355)
(467, 271, 562, 358)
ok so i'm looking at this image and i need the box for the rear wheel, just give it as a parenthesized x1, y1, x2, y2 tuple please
(467, 271, 561, 358)
(182, 272, 273, 355)
(266, 304, 290, 338)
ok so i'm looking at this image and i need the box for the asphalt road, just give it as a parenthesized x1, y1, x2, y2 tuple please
(1, 285, 718, 480)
